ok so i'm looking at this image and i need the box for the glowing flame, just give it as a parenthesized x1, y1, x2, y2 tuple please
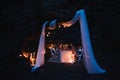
(30, 53, 36, 66)
(22, 52, 29, 58)
(30, 58, 35, 66)
(19, 54, 22, 57)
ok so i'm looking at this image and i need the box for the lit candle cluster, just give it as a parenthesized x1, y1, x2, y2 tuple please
(30, 52, 36, 66)
(19, 52, 36, 66)
(46, 32, 50, 37)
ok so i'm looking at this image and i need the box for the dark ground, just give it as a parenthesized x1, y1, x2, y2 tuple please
(0, 0, 120, 80)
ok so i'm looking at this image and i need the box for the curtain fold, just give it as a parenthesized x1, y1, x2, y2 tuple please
(32, 21, 48, 72)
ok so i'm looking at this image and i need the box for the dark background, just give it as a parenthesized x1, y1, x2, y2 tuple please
(0, 0, 120, 80)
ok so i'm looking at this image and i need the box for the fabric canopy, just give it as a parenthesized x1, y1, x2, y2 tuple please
(32, 9, 106, 74)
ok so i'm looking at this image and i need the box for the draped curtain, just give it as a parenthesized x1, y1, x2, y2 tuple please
(32, 9, 106, 74)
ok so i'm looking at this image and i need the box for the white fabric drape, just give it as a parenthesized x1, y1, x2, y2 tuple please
(31, 21, 48, 72)
(61, 11, 80, 27)
(79, 10, 106, 74)
(60, 9, 106, 74)
(55, 10, 106, 73)
(32, 9, 106, 74)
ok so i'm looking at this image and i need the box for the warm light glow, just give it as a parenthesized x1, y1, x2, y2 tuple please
(58, 25, 61, 28)
(30, 53, 36, 66)
(61, 51, 75, 63)
(46, 34, 49, 37)
(48, 44, 54, 49)
(30, 58, 35, 66)
(22, 52, 29, 58)
(46, 32, 50, 37)
(61, 21, 72, 27)
(48, 32, 50, 34)
(69, 59, 74, 63)
(19, 54, 22, 57)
